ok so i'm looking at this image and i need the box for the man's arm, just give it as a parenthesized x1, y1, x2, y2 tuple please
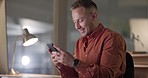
(57, 64, 78, 78)
(49, 47, 79, 78)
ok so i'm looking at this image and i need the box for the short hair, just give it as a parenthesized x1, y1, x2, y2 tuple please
(71, 0, 97, 10)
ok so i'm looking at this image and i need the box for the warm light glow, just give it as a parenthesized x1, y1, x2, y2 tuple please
(21, 56, 30, 66)
(23, 38, 38, 46)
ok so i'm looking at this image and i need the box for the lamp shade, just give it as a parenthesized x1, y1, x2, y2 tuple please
(23, 28, 38, 46)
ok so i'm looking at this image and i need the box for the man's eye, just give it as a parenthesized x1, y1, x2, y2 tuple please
(79, 19, 83, 22)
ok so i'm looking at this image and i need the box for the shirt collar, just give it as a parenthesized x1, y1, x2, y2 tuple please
(82, 23, 105, 42)
(81, 23, 105, 42)
(88, 23, 104, 38)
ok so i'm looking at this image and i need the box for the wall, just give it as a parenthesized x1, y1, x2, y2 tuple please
(0, 0, 8, 74)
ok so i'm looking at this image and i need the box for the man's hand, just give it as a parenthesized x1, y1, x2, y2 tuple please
(48, 45, 75, 68)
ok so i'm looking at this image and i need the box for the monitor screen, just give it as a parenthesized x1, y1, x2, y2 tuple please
(130, 18, 148, 52)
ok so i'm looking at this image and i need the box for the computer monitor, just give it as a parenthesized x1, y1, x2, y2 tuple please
(0, 0, 9, 74)
(130, 18, 148, 52)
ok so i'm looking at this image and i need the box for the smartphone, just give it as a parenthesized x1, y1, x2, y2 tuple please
(47, 43, 59, 52)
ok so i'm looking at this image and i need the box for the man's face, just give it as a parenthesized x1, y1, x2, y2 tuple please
(72, 7, 95, 37)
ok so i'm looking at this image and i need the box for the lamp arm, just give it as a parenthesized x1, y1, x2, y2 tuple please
(11, 35, 23, 69)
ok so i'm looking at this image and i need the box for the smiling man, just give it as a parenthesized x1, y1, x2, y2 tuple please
(49, 0, 126, 78)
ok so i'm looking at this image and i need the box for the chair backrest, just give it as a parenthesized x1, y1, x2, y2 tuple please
(124, 52, 134, 78)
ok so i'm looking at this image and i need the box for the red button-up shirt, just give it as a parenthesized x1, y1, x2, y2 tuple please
(59, 23, 126, 78)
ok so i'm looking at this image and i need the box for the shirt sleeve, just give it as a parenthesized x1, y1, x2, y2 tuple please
(57, 64, 79, 78)
(74, 33, 126, 78)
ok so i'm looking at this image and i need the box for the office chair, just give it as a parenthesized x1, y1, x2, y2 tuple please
(124, 52, 134, 78)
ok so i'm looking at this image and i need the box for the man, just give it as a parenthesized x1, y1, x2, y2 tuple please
(49, 0, 126, 78)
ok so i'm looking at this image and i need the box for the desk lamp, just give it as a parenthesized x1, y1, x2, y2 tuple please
(9, 28, 38, 75)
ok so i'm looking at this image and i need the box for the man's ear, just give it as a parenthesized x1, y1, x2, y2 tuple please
(91, 12, 97, 21)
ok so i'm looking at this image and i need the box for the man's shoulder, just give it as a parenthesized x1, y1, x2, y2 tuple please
(102, 28, 124, 40)
(104, 28, 121, 36)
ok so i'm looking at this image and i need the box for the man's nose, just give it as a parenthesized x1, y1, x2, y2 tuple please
(75, 22, 81, 29)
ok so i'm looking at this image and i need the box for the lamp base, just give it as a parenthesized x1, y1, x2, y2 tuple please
(9, 69, 19, 75)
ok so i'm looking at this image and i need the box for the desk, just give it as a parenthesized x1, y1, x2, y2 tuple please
(130, 52, 148, 78)
(0, 74, 61, 78)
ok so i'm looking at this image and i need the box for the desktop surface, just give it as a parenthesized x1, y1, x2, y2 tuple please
(0, 74, 61, 78)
